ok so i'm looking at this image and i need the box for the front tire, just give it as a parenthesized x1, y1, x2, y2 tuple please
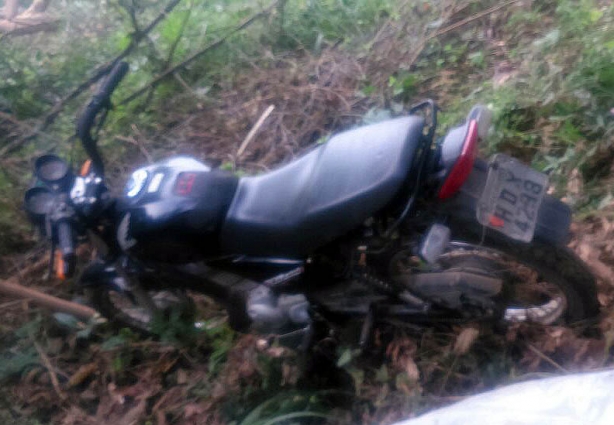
(87, 286, 194, 334)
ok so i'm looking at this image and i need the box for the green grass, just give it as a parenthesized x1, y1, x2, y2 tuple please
(2, 0, 614, 422)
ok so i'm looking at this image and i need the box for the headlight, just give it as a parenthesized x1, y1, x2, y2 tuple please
(125, 169, 148, 198)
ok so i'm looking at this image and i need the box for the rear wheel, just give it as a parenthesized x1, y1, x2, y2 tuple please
(396, 232, 599, 324)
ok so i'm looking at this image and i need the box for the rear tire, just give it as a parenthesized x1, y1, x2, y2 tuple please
(445, 228, 599, 324)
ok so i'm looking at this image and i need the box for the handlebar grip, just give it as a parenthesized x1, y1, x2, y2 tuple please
(56, 220, 76, 278)
(76, 61, 129, 177)
(96, 61, 129, 102)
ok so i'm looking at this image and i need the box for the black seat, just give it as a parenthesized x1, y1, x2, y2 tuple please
(220, 116, 425, 258)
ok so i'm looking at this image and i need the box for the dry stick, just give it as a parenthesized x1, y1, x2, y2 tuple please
(237, 105, 275, 157)
(9, 254, 50, 281)
(161, 2, 196, 96)
(119, 0, 281, 106)
(164, 0, 193, 70)
(0, 278, 101, 321)
(0, 0, 56, 35)
(526, 343, 569, 373)
(33, 340, 66, 401)
(403, 0, 459, 72)
(0, 113, 56, 153)
(119, 0, 192, 106)
(434, 0, 521, 38)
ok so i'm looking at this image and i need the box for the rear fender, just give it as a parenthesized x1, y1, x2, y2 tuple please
(442, 159, 572, 245)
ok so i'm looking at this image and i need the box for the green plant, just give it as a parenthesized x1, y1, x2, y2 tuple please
(238, 391, 330, 425)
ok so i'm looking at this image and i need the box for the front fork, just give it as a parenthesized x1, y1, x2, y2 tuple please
(79, 255, 163, 319)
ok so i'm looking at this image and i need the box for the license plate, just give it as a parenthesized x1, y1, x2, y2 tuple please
(476, 154, 548, 242)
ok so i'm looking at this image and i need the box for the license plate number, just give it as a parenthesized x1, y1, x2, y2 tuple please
(476, 154, 548, 242)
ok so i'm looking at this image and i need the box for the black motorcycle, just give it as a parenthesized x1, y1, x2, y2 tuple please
(24, 62, 599, 349)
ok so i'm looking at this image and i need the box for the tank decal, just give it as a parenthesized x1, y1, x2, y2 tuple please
(147, 172, 165, 193)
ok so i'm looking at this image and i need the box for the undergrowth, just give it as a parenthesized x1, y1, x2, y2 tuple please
(2, 0, 614, 424)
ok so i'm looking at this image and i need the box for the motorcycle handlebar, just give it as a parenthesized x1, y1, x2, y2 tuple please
(56, 220, 76, 278)
(76, 61, 129, 177)
(96, 61, 129, 101)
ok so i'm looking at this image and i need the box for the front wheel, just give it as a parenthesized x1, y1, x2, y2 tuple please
(86, 285, 195, 334)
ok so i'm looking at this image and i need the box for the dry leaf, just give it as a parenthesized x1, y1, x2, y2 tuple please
(67, 363, 98, 388)
(566, 168, 583, 198)
(152, 355, 178, 375)
(176, 368, 188, 385)
(184, 403, 206, 419)
(576, 241, 614, 285)
(403, 356, 420, 382)
(453, 327, 480, 355)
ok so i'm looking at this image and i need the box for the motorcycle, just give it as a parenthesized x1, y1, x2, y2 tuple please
(24, 62, 599, 350)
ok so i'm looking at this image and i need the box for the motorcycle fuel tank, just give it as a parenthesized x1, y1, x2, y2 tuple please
(116, 156, 238, 262)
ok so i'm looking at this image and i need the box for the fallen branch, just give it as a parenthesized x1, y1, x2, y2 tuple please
(119, 0, 281, 106)
(405, 0, 520, 70)
(0, 277, 101, 321)
(526, 343, 569, 373)
(434, 0, 520, 38)
(40, 0, 183, 129)
(0, 112, 52, 159)
(0, 18, 58, 36)
(34, 340, 66, 401)
(8, 253, 50, 281)
(0, 0, 57, 36)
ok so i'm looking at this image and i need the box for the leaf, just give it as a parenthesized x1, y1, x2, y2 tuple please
(0, 348, 39, 380)
(375, 364, 389, 383)
(260, 412, 330, 425)
(53, 312, 81, 329)
(101, 335, 128, 351)
(346, 367, 365, 393)
(395, 369, 422, 395)
(14, 316, 43, 339)
(532, 29, 560, 49)
(598, 194, 614, 210)
(67, 363, 98, 388)
(590, 9, 603, 23)
(402, 356, 420, 382)
(336, 347, 359, 368)
(453, 327, 480, 355)
(469, 51, 485, 68)
(362, 107, 392, 124)
(427, 18, 444, 29)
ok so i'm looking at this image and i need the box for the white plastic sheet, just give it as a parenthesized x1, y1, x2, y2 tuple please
(394, 370, 614, 425)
